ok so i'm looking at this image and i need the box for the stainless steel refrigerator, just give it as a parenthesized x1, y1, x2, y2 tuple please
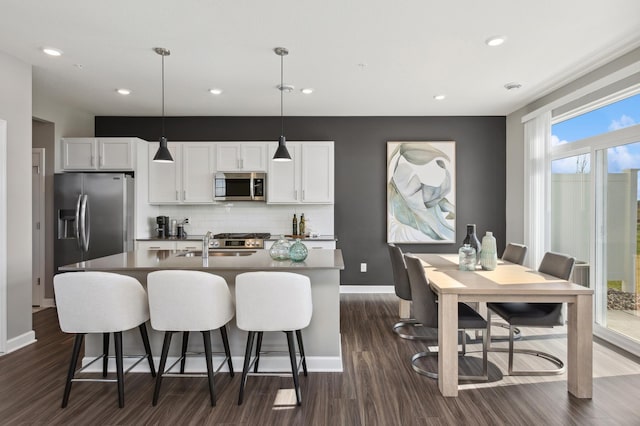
(54, 173, 134, 270)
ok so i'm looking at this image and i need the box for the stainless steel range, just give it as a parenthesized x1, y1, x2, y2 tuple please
(211, 233, 271, 249)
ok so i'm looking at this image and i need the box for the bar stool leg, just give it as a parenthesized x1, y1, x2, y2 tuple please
(286, 331, 302, 406)
(238, 331, 256, 405)
(114, 331, 125, 408)
(202, 330, 216, 406)
(180, 331, 189, 374)
(295, 330, 308, 376)
(62, 334, 84, 408)
(102, 333, 110, 377)
(219, 325, 234, 376)
(153, 331, 173, 406)
(253, 332, 263, 373)
(139, 324, 156, 377)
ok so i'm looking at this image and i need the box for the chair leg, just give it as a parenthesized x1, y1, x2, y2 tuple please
(508, 325, 515, 375)
(139, 324, 156, 377)
(286, 331, 302, 406)
(180, 331, 189, 374)
(296, 329, 308, 376)
(220, 325, 234, 377)
(102, 333, 109, 377)
(153, 331, 173, 406)
(114, 332, 125, 408)
(253, 332, 263, 373)
(238, 331, 256, 405)
(202, 330, 216, 407)
(61, 334, 84, 408)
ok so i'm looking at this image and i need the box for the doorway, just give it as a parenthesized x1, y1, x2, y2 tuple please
(32, 149, 45, 307)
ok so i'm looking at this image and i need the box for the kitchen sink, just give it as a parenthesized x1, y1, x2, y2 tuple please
(177, 250, 256, 257)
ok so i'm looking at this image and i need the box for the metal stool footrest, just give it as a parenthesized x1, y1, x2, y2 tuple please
(161, 350, 230, 378)
(71, 353, 150, 383)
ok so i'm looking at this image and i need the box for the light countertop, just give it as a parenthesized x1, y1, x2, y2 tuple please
(59, 248, 344, 272)
(137, 235, 338, 242)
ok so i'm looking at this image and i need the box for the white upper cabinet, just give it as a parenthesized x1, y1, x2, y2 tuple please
(216, 142, 268, 171)
(148, 142, 181, 203)
(182, 143, 215, 203)
(267, 141, 334, 204)
(61, 137, 136, 171)
(148, 142, 215, 204)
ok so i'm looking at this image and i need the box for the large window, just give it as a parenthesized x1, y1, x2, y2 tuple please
(550, 90, 640, 351)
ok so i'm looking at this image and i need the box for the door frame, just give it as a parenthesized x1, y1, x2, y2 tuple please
(0, 120, 7, 354)
(32, 148, 45, 307)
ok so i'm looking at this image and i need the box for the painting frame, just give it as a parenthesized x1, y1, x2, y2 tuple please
(387, 141, 456, 244)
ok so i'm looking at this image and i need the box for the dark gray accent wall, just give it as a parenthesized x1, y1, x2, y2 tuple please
(96, 116, 506, 286)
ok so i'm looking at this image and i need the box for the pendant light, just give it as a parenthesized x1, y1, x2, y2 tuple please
(153, 47, 174, 163)
(273, 47, 292, 161)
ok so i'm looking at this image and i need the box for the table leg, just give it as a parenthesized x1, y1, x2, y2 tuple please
(438, 293, 458, 397)
(567, 294, 593, 398)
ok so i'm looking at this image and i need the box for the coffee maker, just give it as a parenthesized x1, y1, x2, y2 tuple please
(156, 216, 169, 238)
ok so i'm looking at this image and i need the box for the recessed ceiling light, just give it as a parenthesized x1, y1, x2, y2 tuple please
(301, 88, 314, 95)
(485, 36, 506, 47)
(209, 88, 223, 95)
(433, 94, 446, 101)
(504, 82, 522, 90)
(42, 47, 63, 57)
(116, 88, 131, 95)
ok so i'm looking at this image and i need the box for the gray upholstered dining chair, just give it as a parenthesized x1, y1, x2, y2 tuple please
(492, 242, 529, 340)
(502, 243, 528, 265)
(388, 243, 427, 340)
(404, 254, 488, 381)
(487, 251, 575, 375)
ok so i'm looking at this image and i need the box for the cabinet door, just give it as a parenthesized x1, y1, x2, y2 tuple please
(301, 142, 334, 203)
(267, 142, 300, 203)
(98, 138, 134, 170)
(62, 138, 97, 170)
(216, 143, 242, 171)
(148, 143, 181, 203)
(136, 241, 177, 250)
(175, 241, 201, 251)
(241, 143, 268, 171)
(182, 143, 215, 203)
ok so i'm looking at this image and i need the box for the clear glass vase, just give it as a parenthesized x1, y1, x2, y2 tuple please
(458, 244, 476, 271)
(269, 235, 291, 260)
(289, 239, 308, 262)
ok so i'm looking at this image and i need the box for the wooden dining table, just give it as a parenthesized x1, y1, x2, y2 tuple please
(412, 253, 594, 398)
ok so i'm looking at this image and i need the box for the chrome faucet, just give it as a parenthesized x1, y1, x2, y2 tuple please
(202, 231, 212, 259)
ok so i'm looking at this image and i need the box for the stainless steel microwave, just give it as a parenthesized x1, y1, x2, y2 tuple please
(214, 172, 266, 201)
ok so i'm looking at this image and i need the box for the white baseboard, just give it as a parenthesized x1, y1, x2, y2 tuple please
(81, 354, 343, 373)
(41, 298, 56, 308)
(340, 285, 394, 294)
(4, 330, 36, 354)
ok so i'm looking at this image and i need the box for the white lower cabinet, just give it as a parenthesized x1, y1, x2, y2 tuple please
(263, 240, 335, 250)
(136, 241, 177, 250)
(175, 241, 201, 251)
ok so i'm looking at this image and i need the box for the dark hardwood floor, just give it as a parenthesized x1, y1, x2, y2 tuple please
(3, 294, 640, 425)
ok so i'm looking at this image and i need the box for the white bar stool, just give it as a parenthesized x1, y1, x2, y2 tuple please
(147, 270, 235, 406)
(53, 271, 156, 408)
(235, 271, 312, 406)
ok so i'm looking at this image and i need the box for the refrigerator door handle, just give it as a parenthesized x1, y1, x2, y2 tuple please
(80, 194, 90, 252)
(74, 194, 83, 250)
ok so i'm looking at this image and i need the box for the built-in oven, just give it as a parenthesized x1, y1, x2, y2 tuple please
(214, 172, 266, 201)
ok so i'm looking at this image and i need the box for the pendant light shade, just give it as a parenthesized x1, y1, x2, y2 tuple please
(153, 47, 174, 163)
(272, 47, 292, 162)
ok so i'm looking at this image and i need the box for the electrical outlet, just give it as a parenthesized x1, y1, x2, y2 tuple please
(360, 263, 367, 272)
(183, 217, 190, 224)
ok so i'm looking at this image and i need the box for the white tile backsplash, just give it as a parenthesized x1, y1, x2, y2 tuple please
(151, 203, 334, 237)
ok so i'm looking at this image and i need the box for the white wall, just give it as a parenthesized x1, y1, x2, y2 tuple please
(505, 47, 640, 246)
(0, 51, 33, 347)
(32, 89, 94, 172)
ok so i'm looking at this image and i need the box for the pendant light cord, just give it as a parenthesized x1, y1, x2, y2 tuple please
(280, 53, 284, 137)
(161, 53, 165, 137)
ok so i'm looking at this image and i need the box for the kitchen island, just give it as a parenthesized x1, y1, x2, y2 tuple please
(59, 249, 345, 372)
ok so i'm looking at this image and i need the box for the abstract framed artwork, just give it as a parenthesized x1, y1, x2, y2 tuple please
(387, 141, 456, 243)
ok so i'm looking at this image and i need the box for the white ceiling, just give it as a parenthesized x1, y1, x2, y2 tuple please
(2, 0, 640, 117)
